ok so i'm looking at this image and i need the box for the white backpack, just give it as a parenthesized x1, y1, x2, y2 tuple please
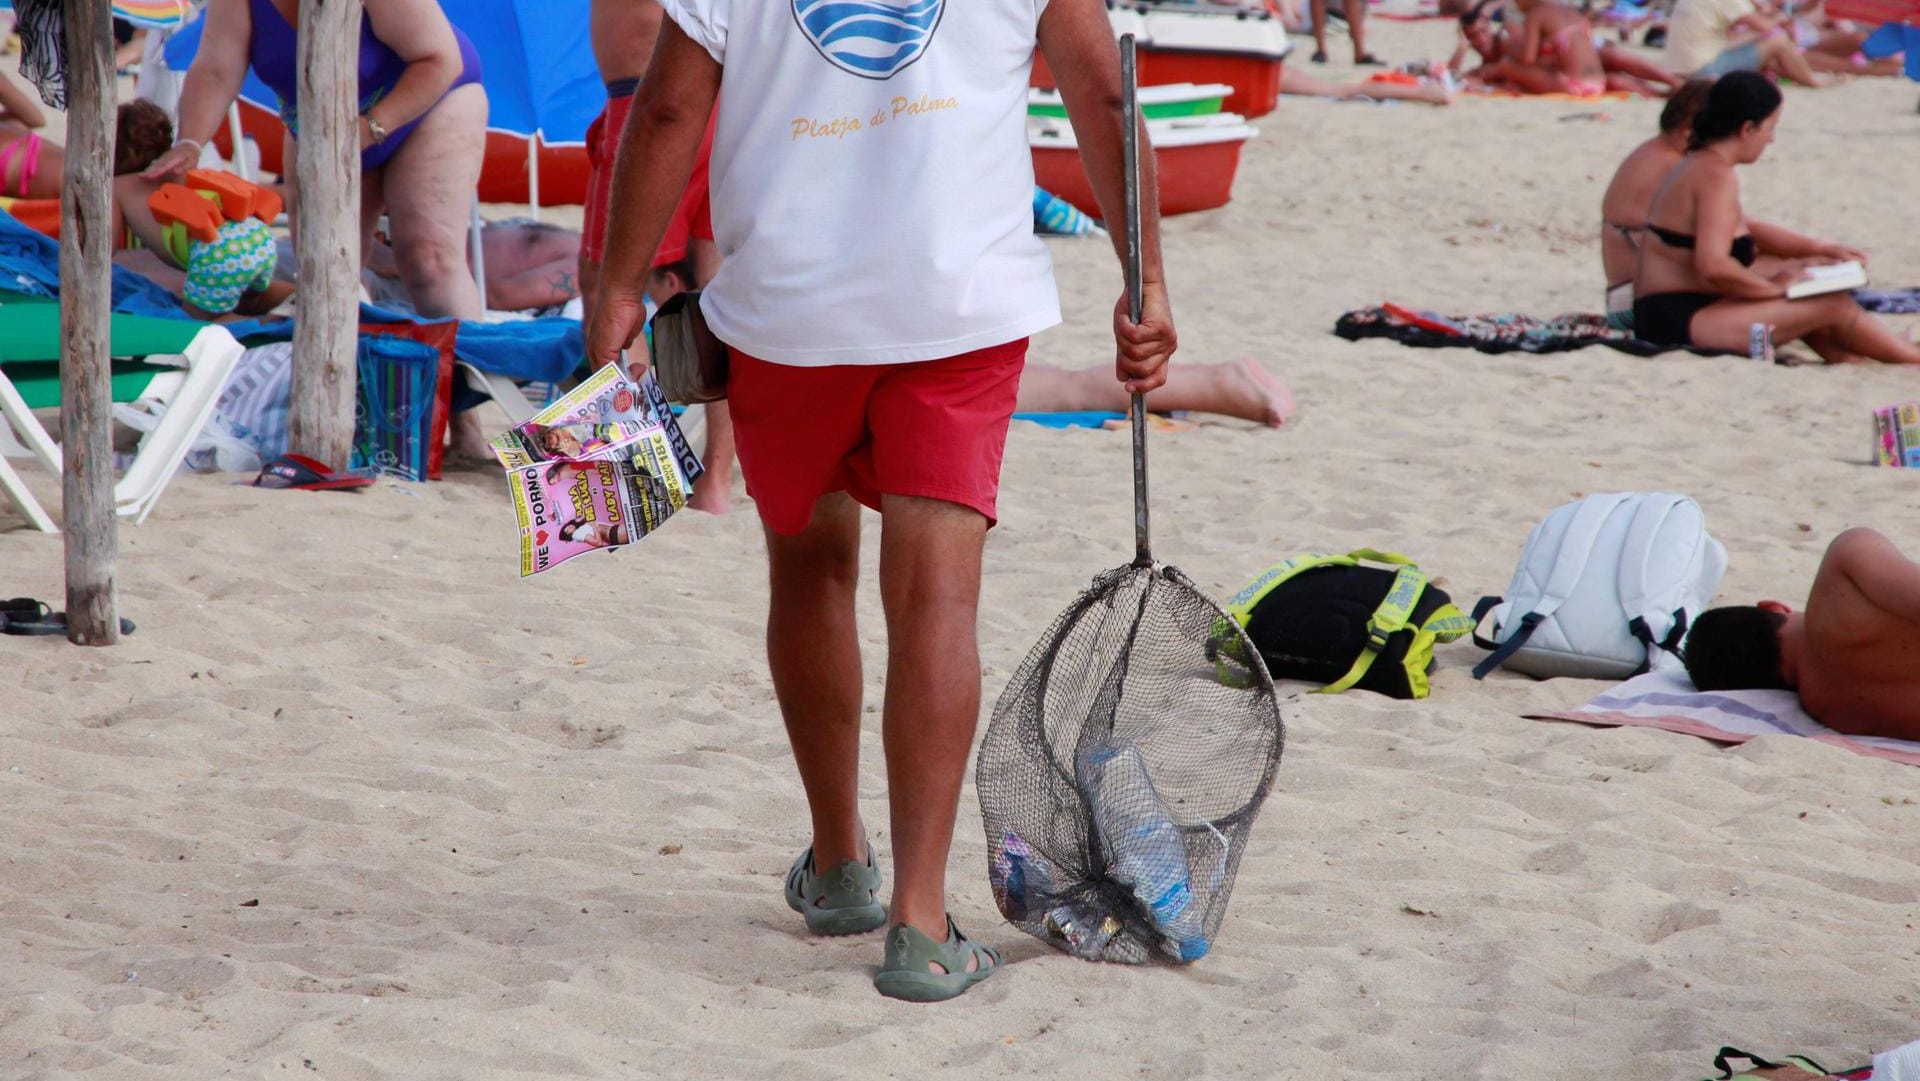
(1471, 493, 1727, 680)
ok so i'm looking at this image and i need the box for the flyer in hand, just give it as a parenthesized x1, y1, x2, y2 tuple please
(491, 366, 705, 576)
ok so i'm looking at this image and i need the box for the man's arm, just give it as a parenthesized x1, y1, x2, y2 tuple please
(1826, 528, 1920, 624)
(1037, 0, 1174, 393)
(582, 19, 721, 374)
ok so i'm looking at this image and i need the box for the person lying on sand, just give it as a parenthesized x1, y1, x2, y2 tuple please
(1281, 65, 1455, 106)
(1686, 528, 1920, 741)
(368, 218, 583, 313)
(1455, 0, 1684, 96)
(1597, 76, 1850, 331)
(646, 255, 1297, 427)
(1633, 72, 1917, 362)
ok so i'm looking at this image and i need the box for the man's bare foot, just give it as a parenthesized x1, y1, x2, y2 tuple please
(446, 409, 497, 464)
(1228, 358, 1297, 427)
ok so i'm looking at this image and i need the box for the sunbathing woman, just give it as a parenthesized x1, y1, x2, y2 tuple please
(1633, 72, 1917, 363)
(1456, 0, 1681, 96)
(1600, 80, 1713, 325)
(1512, 0, 1610, 96)
(1599, 78, 1847, 329)
(0, 69, 63, 200)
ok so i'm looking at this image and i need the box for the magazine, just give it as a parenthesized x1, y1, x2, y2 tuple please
(1874, 401, 1920, 468)
(492, 366, 705, 575)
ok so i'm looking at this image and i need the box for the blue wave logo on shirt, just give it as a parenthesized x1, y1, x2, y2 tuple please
(792, 0, 944, 80)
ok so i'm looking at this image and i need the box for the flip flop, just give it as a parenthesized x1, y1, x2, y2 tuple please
(874, 916, 1003, 1003)
(251, 454, 377, 491)
(1356, 52, 1388, 65)
(0, 601, 136, 637)
(1310, 48, 1329, 63)
(784, 845, 887, 936)
(0, 597, 52, 626)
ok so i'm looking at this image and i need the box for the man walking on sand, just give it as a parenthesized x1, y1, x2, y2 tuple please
(585, 0, 1176, 1001)
(581, 0, 736, 514)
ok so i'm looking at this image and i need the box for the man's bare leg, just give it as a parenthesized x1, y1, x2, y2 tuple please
(765, 494, 869, 871)
(1757, 34, 1829, 86)
(1309, 0, 1331, 59)
(1281, 65, 1452, 104)
(878, 495, 989, 946)
(1344, 0, 1374, 61)
(1015, 358, 1296, 426)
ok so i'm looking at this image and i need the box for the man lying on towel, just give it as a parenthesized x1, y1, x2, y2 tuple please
(1685, 528, 1920, 740)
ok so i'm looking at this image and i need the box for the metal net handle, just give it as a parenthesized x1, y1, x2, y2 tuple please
(1121, 34, 1150, 570)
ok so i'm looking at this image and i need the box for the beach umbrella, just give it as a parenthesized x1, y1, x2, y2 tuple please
(111, 0, 195, 30)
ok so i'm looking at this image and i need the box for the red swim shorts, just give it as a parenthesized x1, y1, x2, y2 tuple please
(728, 339, 1030, 536)
(581, 96, 715, 267)
(651, 109, 716, 269)
(580, 88, 632, 265)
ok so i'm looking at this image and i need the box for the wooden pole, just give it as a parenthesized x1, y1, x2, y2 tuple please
(289, 0, 363, 470)
(60, 0, 119, 646)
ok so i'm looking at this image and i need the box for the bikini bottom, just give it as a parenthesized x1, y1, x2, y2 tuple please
(1633, 291, 1720, 346)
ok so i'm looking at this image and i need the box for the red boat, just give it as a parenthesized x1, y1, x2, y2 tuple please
(1032, 2, 1290, 119)
(1030, 114, 1258, 217)
(212, 99, 592, 206)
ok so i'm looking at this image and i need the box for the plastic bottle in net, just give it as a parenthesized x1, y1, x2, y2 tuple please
(1076, 739, 1210, 961)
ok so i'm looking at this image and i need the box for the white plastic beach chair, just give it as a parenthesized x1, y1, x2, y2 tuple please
(0, 305, 245, 532)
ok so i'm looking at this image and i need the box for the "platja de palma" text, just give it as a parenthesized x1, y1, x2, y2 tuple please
(791, 94, 960, 141)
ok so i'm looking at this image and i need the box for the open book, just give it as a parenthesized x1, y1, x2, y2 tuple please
(1787, 260, 1866, 300)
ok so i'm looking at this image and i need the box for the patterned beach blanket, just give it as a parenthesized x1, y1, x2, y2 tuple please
(1528, 669, 1920, 767)
(1335, 304, 1679, 356)
(1857, 287, 1920, 315)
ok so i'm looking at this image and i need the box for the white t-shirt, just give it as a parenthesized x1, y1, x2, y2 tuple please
(1664, 0, 1758, 74)
(660, 0, 1063, 366)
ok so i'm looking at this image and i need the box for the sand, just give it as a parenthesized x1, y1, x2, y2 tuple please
(6, 21, 1920, 1080)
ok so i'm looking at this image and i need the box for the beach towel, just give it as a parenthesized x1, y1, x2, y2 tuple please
(1335, 304, 1689, 356)
(1012, 411, 1197, 431)
(1527, 669, 1920, 766)
(1856, 288, 1920, 315)
(1697, 1047, 1871, 1080)
(0, 208, 187, 318)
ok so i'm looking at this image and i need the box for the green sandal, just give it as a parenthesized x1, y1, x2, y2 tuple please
(784, 845, 886, 936)
(873, 916, 1003, 1002)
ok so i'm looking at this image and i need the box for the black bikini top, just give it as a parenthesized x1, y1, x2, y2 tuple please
(1648, 223, 1757, 268)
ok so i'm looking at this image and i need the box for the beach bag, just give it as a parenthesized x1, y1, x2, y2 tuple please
(1213, 549, 1473, 699)
(351, 332, 452, 483)
(1471, 492, 1727, 680)
(650, 291, 729, 404)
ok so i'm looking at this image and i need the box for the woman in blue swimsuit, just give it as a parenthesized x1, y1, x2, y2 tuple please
(147, 0, 489, 322)
(1633, 72, 1919, 364)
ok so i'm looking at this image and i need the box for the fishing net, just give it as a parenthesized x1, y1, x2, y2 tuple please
(976, 563, 1283, 964)
(975, 35, 1284, 966)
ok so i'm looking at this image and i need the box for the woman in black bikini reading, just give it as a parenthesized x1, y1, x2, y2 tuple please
(1633, 72, 1920, 364)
